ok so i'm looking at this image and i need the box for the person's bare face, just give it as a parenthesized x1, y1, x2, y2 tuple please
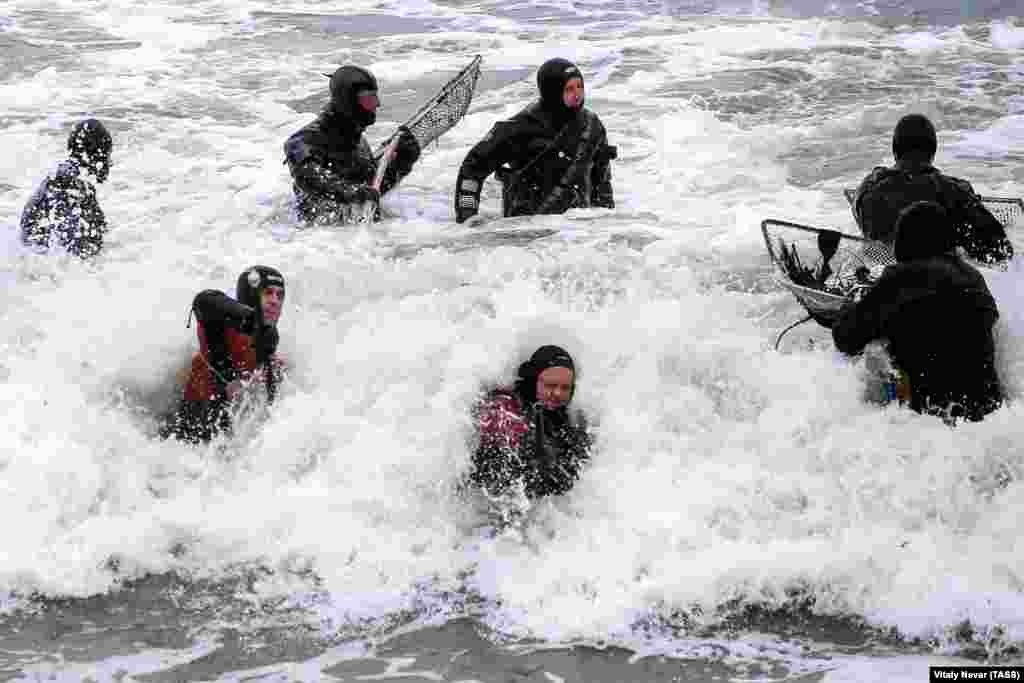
(562, 77, 584, 110)
(260, 286, 284, 325)
(536, 366, 574, 409)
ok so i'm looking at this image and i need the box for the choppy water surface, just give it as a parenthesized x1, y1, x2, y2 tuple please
(1, 1, 1023, 680)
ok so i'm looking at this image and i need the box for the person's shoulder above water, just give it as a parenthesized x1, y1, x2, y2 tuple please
(468, 344, 591, 499)
(283, 64, 420, 224)
(20, 118, 113, 258)
(454, 57, 615, 223)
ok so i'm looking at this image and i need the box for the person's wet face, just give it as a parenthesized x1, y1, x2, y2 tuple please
(536, 366, 574, 409)
(562, 77, 584, 110)
(260, 285, 285, 325)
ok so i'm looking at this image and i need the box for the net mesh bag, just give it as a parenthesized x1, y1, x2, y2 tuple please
(763, 220, 894, 325)
(980, 197, 1024, 229)
(378, 55, 483, 154)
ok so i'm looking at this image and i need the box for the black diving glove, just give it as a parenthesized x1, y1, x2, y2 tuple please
(254, 324, 279, 358)
(395, 126, 421, 167)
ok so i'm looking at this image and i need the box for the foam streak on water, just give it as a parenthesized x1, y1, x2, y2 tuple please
(0, 0, 1022, 680)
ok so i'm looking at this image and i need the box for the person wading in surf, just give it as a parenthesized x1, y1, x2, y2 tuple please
(21, 118, 113, 258)
(852, 114, 1012, 265)
(469, 345, 592, 499)
(454, 58, 616, 223)
(284, 65, 421, 224)
(833, 201, 1003, 423)
(161, 266, 287, 443)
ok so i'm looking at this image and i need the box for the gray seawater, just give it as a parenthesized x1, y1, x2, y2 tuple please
(1, 1, 1022, 681)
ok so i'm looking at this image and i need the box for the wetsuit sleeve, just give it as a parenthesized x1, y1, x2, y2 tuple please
(470, 393, 528, 493)
(832, 267, 910, 355)
(852, 167, 887, 238)
(454, 121, 521, 223)
(284, 134, 373, 204)
(946, 178, 1013, 264)
(191, 290, 255, 392)
(536, 418, 591, 496)
(19, 180, 51, 250)
(192, 290, 255, 330)
(590, 126, 616, 209)
(379, 128, 421, 196)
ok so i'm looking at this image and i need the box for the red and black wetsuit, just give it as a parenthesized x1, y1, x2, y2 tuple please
(163, 291, 281, 443)
(469, 387, 591, 498)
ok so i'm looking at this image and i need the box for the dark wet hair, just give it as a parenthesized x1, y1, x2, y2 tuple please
(894, 201, 956, 262)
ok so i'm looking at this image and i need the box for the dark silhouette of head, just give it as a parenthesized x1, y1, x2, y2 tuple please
(327, 65, 379, 128)
(894, 201, 956, 262)
(68, 118, 112, 183)
(892, 114, 937, 163)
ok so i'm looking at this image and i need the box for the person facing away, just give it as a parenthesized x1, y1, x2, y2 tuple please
(833, 201, 1003, 423)
(454, 58, 616, 224)
(21, 118, 112, 258)
(852, 113, 1012, 265)
(162, 266, 287, 443)
(283, 65, 421, 224)
(469, 345, 592, 499)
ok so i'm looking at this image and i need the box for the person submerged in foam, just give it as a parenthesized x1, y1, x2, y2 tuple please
(852, 113, 1012, 265)
(468, 345, 592, 499)
(284, 65, 421, 224)
(21, 118, 113, 258)
(454, 58, 616, 224)
(161, 266, 287, 443)
(833, 201, 1003, 423)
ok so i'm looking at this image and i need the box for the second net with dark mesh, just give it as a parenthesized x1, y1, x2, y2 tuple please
(842, 188, 1022, 230)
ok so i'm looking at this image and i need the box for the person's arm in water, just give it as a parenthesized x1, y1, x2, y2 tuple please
(68, 182, 108, 258)
(946, 178, 1014, 265)
(590, 125, 615, 209)
(191, 290, 257, 400)
(832, 268, 904, 356)
(284, 133, 380, 205)
(454, 120, 522, 223)
(530, 406, 591, 496)
(378, 127, 421, 196)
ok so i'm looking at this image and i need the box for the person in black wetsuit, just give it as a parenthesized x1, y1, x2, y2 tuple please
(852, 114, 1012, 265)
(469, 345, 592, 499)
(284, 65, 421, 224)
(21, 118, 113, 258)
(161, 266, 286, 443)
(454, 58, 616, 223)
(833, 201, 1003, 423)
